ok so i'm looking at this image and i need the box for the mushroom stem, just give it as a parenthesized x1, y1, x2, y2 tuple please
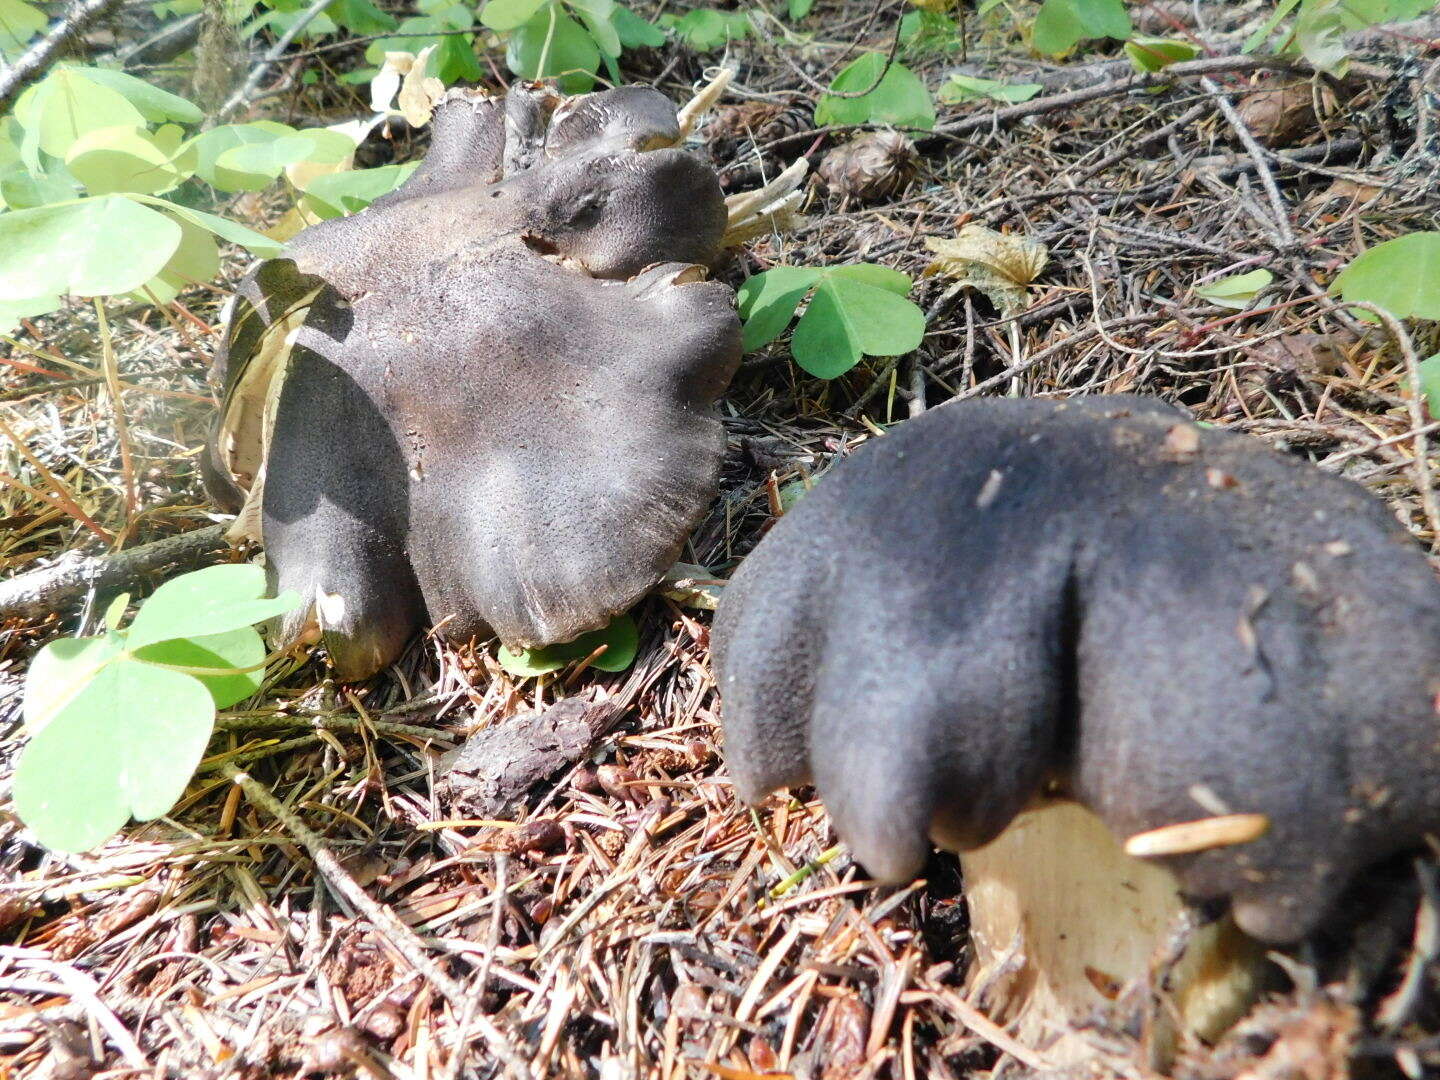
(959, 801, 1274, 1069)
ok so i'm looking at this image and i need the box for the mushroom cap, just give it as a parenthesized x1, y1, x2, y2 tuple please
(206, 84, 740, 679)
(712, 395, 1440, 945)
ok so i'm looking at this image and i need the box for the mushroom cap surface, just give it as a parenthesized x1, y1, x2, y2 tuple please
(206, 85, 740, 680)
(712, 394, 1440, 945)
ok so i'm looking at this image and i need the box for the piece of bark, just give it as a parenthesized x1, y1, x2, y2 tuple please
(438, 697, 620, 819)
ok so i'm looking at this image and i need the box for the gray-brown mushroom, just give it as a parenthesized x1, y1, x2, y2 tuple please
(712, 394, 1440, 1062)
(204, 81, 782, 680)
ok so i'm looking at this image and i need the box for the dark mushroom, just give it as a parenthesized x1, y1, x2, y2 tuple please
(205, 80, 799, 680)
(712, 394, 1440, 1061)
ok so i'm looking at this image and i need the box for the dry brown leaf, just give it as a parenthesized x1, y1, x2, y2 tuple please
(923, 224, 1048, 315)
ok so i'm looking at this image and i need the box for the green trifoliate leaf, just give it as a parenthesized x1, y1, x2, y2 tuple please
(72, 67, 203, 125)
(480, 0, 546, 32)
(1333, 233, 1440, 320)
(18, 69, 147, 161)
(497, 613, 639, 676)
(507, 4, 601, 92)
(13, 659, 215, 852)
(23, 633, 126, 733)
(125, 563, 300, 650)
(815, 53, 935, 131)
(736, 265, 823, 352)
(135, 626, 267, 709)
(791, 271, 925, 379)
(1032, 0, 1131, 55)
(65, 125, 191, 196)
(302, 162, 419, 219)
(0, 195, 182, 299)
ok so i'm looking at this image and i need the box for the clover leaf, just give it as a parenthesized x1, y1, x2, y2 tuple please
(815, 54, 935, 131)
(737, 263, 926, 379)
(1334, 233, 1440, 321)
(13, 563, 300, 853)
(497, 613, 639, 677)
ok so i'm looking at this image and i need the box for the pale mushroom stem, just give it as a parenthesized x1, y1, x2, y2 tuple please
(960, 802, 1274, 1070)
(722, 158, 810, 247)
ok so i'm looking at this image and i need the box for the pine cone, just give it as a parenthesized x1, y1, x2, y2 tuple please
(708, 99, 813, 164)
(817, 130, 918, 205)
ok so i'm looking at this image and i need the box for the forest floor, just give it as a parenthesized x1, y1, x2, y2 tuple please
(3, 0, 1440, 1076)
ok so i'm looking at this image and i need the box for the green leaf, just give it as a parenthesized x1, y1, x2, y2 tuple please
(23, 633, 125, 733)
(788, 0, 813, 18)
(481, 0, 547, 31)
(0, 165, 78, 209)
(126, 563, 299, 650)
(215, 129, 355, 188)
(791, 272, 925, 378)
(0, 294, 58, 331)
(20, 68, 147, 161)
(0, 195, 181, 299)
(0, 0, 46, 57)
(1243, 0, 1299, 52)
(1195, 268, 1274, 310)
(1293, 0, 1349, 72)
(497, 614, 640, 676)
(507, 4, 601, 92)
(190, 121, 298, 191)
(663, 7, 750, 49)
(1075, 0, 1131, 38)
(135, 198, 284, 258)
(65, 125, 190, 195)
(939, 73, 1043, 104)
(326, 0, 397, 34)
(132, 217, 219, 304)
(13, 659, 215, 852)
(1033, 0, 1131, 55)
(736, 266, 822, 351)
(1124, 35, 1202, 72)
(814, 53, 935, 131)
(301, 162, 418, 219)
(1419, 353, 1440, 420)
(610, 3, 664, 47)
(1334, 233, 1440, 320)
(73, 67, 203, 125)
(827, 263, 913, 295)
(570, 0, 620, 56)
(135, 626, 266, 709)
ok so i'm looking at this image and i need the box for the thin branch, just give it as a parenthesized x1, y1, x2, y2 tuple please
(216, 0, 332, 121)
(0, 0, 127, 112)
(0, 523, 228, 622)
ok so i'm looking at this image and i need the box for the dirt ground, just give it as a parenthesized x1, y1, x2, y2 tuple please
(3, 0, 1440, 1076)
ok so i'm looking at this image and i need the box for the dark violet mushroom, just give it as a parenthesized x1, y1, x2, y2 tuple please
(712, 394, 1440, 1062)
(204, 79, 802, 680)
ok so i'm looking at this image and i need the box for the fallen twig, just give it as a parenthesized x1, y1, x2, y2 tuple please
(0, 0, 126, 112)
(0, 524, 229, 624)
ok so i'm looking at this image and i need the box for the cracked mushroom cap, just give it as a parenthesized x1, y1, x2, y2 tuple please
(712, 395, 1440, 945)
(205, 83, 740, 680)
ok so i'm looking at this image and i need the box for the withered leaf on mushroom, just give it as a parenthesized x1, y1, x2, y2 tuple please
(205, 78, 804, 680)
(713, 395, 1440, 1065)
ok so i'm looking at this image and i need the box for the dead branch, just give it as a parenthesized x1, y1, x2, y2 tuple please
(0, 0, 127, 113)
(0, 524, 229, 624)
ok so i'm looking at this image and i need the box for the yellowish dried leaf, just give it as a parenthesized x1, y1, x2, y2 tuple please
(923, 224, 1049, 315)
(398, 44, 445, 128)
